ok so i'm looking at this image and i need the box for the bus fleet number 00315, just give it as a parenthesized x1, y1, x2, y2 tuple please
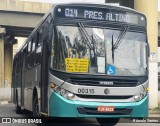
(78, 88, 95, 94)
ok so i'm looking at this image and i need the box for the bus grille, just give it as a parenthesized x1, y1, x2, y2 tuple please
(76, 95, 133, 100)
(67, 77, 139, 87)
(77, 107, 132, 115)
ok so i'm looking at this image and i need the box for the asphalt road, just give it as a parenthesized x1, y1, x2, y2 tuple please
(0, 103, 159, 126)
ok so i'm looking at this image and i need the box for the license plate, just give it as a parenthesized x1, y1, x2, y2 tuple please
(97, 106, 114, 112)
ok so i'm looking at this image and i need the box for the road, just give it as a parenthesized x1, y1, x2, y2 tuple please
(0, 103, 159, 126)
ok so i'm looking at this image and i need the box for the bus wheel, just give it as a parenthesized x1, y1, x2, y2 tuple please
(15, 93, 22, 114)
(96, 118, 119, 126)
(33, 96, 40, 117)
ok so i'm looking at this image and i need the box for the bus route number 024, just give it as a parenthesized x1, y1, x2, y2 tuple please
(78, 88, 95, 94)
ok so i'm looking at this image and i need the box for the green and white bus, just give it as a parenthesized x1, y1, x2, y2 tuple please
(12, 3, 149, 124)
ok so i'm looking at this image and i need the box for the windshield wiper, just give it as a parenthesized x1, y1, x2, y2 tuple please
(113, 26, 129, 51)
(111, 35, 114, 63)
(111, 26, 129, 64)
(77, 22, 93, 50)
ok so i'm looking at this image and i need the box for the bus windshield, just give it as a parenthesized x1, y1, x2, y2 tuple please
(50, 25, 147, 76)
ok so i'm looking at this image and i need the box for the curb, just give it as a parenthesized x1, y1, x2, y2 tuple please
(149, 110, 160, 115)
(149, 112, 160, 114)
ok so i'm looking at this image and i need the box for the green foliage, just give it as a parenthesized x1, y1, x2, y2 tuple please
(153, 106, 160, 111)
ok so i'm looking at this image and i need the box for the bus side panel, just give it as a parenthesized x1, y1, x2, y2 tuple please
(24, 37, 42, 111)
(17, 61, 22, 107)
(17, 73, 21, 107)
(24, 69, 31, 110)
(24, 65, 41, 111)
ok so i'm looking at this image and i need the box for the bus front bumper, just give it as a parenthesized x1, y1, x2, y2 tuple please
(49, 92, 148, 118)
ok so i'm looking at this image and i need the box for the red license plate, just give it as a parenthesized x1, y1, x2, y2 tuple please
(97, 106, 114, 112)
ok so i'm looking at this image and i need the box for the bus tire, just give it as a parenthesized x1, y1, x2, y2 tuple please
(15, 93, 22, 114)
(96, 118, 119, 126)
(32, 96, 40, 117)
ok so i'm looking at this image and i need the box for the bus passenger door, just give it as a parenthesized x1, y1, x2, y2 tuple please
(41, 29, 49, 113)
(41, 16, 52, 113)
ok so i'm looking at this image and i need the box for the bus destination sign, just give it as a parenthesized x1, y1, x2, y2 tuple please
(55, 6, 146, 26)
(65, 8, 131, 23)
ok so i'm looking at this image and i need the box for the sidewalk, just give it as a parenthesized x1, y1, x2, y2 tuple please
(149, 110, 160, 117)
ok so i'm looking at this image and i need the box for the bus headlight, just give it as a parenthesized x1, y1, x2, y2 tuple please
(60, 89, 67, 96)
(134, 91, 147, 102)
(140, 91, 146, 99)
(55, 86, 61, 92)
(67, 93, 75, 100)
(54, 86, 75, 100)
(134, 95, 141, 102)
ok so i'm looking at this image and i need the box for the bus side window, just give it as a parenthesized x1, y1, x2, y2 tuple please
(17, 54, 20, 74)
(14, 57, 18, 86)
(28, 40, 32, 54)
(24, 45, 27, 70)
(27, 40, 32, 69)
(31, 36, 36, 67)
(37, 29, 42, 47)
(15, 57, 18, 75)
(19, 51, 23, 73)
(35, 28, 43, 65)
(32, 37, 36, 52)
(36, 32, 39, 47)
